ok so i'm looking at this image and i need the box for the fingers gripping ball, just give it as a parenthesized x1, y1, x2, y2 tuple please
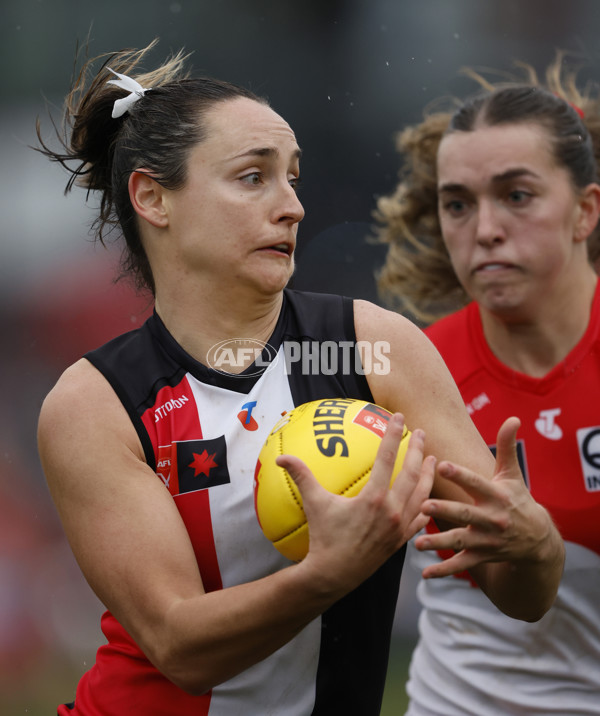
(254, 398, 411, 562)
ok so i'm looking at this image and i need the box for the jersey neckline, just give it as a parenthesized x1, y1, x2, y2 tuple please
(468, 279, 600, 394)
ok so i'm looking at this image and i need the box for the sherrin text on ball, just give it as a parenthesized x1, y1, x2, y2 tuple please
(254, 398, 411, 561)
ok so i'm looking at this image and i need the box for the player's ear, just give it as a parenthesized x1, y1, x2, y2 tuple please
(128, 169, 169, 228)
(574, 182, 600, 243)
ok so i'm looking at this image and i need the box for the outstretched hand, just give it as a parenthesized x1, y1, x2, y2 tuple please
(414, 416, 561, 580)
(276, 414, 436, 595)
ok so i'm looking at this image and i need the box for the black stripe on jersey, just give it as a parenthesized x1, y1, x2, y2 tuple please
(282, 290, 372, 405)
(84, 324, 181, 471)
(275, 291, 404, 715)
(312, 549, 406, 715)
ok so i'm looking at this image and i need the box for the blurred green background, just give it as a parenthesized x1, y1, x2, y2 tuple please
(3, 0, 600, 712)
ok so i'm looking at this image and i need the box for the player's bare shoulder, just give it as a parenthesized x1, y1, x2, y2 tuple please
(353, 299, 439, 367)
(354, 299, 421, 340)
(352, 299, 465, 418)
(40, 358, 118, 430)
(38, 358, 144, 478)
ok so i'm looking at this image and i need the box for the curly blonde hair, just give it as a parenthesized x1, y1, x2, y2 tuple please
(376, 52, 600, 323)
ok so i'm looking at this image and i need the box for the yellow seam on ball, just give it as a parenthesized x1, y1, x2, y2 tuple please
(340, 468, 371, 496)
(274, 520, 306, 543)
(278, 429, 304, 512)
(277, 467, 372, 542)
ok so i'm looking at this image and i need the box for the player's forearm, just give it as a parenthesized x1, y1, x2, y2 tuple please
(477, 517, 565, 622)
(145, 560, 344, 695)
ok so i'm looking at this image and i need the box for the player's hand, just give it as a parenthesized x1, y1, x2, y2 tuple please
(414, 416, 561, 579)
(277, 414, 435, 594)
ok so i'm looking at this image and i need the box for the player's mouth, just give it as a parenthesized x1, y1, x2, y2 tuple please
(474, 261, 516, 274)
(260, 241, 294, 257)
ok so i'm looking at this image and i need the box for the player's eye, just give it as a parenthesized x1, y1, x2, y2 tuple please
(442, 198, 468, 216)
(507, 189, 532, 205)
(240, 172, 262, 186)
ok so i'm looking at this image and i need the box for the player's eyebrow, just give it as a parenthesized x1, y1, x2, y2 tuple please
(438, 182, 469, 195)
(490, 167, 541, 183)
(233, 147, 303, 160)
(438, 168, 541, 194)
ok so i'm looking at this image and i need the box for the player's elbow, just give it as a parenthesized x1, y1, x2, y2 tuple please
(507, 579, 561, 623)
(167, 669, 214, 696)
(150, 639, 215, 695)
(504, 600, 552, 623)
(474, 556, 562, 624)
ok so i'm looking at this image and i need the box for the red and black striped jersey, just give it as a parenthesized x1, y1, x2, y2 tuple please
(59, 289, 405, 716)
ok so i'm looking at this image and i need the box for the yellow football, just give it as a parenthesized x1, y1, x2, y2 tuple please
(254, 398, 411, 562)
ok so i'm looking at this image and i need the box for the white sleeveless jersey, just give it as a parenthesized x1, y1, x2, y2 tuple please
(406, 540, 600, 715)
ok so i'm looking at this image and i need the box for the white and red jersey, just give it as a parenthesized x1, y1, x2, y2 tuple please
(406, 282, 600, 715)
(58, 289, 405, 716)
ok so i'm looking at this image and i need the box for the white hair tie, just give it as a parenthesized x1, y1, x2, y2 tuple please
(107, 68, 151, 119)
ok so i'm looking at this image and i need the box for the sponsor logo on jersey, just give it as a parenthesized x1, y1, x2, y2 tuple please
(238, 400, 259, 431)
(489, 438, 529, 488)
(465, 392, 491, 415)
(535, 408, 563, 440)
(154, 394, 190, 422)
(577, 426, 600, 492)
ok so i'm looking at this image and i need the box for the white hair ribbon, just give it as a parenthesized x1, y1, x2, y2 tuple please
(107, 68, 151, 119)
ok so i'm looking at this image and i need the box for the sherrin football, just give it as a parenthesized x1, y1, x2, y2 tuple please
(253, 398, 411, 562)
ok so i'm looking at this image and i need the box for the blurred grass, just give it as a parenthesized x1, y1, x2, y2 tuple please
(381, 633, 414, 715)
(0, 655, 78, 715)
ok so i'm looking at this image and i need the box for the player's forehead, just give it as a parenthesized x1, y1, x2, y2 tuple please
(202, 97, 301, 165)
(437, 122, 557, 188)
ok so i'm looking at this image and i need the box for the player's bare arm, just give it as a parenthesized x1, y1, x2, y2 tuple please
(354, 299, 565, 621)
(38, 358, 434, 693)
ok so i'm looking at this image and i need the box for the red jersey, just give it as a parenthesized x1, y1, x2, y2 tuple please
(405, 282, 600, 715)
(426, 287, 600, 554)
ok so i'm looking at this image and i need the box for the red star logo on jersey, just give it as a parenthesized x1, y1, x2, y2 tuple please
(189, 450, 218, 477)
(174, 437, 231, 494)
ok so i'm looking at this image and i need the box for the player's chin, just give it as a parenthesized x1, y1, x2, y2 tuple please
(258, 258, 295, 293)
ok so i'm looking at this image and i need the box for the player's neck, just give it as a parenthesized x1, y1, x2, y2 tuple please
(479, 272, 597, 378)
(154, 285, 284, 372)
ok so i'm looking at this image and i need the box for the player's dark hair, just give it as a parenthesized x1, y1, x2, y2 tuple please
(36, 39, 268, 294)
(376, 52, 600, 323)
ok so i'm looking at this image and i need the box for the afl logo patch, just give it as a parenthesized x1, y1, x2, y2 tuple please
(577, 427, 600, 492)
